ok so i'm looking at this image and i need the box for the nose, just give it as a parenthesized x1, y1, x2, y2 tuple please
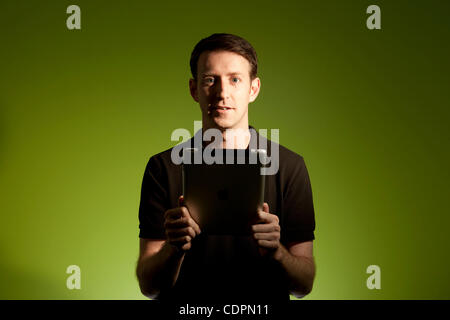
(214, 78, 229, 100)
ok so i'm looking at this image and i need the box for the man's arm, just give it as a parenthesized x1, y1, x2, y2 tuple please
(274, 241, 315, 298)
(136, 239, 185, 299)
(136, 195, 201, 299)
(252, 203, 316, 298)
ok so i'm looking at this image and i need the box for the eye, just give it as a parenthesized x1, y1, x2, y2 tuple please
(231, 77, 240, 84)
(204, 77, 214, 85)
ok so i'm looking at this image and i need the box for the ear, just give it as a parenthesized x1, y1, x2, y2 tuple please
(189, 78, 199, 102)
(249, 77, 261, 103)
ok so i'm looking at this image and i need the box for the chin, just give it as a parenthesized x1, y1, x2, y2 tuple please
(211, 119, 234, 130)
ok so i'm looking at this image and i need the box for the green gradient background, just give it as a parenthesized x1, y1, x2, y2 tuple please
(1, 0, 449, 299)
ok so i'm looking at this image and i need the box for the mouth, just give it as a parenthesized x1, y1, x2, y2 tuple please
(209, 106, 234, 112)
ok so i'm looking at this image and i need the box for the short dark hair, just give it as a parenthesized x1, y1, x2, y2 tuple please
(190, 33, 258, 80)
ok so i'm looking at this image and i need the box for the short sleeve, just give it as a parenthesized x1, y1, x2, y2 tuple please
(138, 155, 170, 239)
(281, 156, 316, 244)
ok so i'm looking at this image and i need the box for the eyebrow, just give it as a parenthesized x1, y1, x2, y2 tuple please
(201, 72, 244, 77)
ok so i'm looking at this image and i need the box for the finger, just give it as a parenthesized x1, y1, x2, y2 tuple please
(178, 195, 184, 207)
(181, 242, 192, 251)
(166, 226, 197, 239)
(255, 210, 269, 223)
(190, 219, 201, 236)
(255, 211, 279, 224)
(257, 239, 279, 249)
(179, 206, 190, 218)
(263, 202, 270, 213)
(164, 216, 191, 229)
(169, 215, 201, 236)
(165, 206, 190, 221)
(168, 235, 192, 246)
(253, 232, 280, 241)
(164, 208, 183, 220)
(252, 223, 280, 233)
(176, 207, 200, 234)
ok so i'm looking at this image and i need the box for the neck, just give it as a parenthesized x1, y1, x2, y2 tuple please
(202, 126, 251, 149)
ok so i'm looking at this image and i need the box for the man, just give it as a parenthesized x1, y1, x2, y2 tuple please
(136, 33, 316, 301)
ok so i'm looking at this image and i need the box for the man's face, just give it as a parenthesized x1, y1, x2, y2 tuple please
(189, 50, 260, 131)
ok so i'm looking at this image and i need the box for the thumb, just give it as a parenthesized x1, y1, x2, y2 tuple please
(178, 195, 185, 207)
(263, 202, 270, 213)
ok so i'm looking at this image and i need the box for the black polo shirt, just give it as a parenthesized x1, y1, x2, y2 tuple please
(138, 127, 316, 301)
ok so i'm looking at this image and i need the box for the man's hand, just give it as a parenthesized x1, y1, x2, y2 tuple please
(251, 202, 282, 259)
(163, 195, 201, 252)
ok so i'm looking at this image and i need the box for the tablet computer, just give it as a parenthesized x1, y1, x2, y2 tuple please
(182, 148, 266, 235)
